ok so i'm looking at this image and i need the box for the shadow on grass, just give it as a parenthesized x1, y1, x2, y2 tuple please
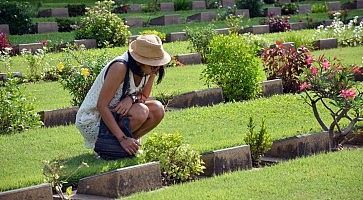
(55, 152, 139, 189)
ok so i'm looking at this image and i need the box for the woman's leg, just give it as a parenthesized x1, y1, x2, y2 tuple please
(132, 100, 165, 139)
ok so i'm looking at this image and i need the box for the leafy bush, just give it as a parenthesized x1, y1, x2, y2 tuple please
(311, 3, 327, 13)
(0, 76, 42, 134)
(204, 34, 261, 101)
(139, 132, 205, 184)
(0, 1, 33, 35)
(217, 4, 238, 20)
(236, 0, 263, 17)
(261, 42, 310, 93)
(56, 18, 78, 32)
(0, 33, 10, 51)
(139, 30, 166, 41)
(174, 0, 192, 11)
(58, 45, 113, 106)
(299, 55, 363, 148)
(185, 25, 217, 63)
(66, 4, 86, 17)
(244, 117, 272, 167)
(280, 3, 298, 15)
(205, 0, 219, 9)
(143, 0, 160, 12)
(75, 0, 131, 48)
(225, 15, 244, 34)
(328, 10, 348, 22)
(265, 15, 291, 33)
(241, 33, 269, 55)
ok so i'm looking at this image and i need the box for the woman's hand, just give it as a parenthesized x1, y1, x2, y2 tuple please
(119, 137, 141, 155)
(113, 96, 133, 116)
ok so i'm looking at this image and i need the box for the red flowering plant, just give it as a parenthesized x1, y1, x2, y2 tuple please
(299, 55, 363, 149)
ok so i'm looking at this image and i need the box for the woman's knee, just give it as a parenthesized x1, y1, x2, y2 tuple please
(147, 100, 165, 121)
(129, 103, 149, 124)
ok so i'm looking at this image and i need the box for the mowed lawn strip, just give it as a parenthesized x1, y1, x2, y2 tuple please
(0, 94, 331, 192)
(127, 149, 363, 200)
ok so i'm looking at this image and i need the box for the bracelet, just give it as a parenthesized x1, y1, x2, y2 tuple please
(118, 135, 128, 142)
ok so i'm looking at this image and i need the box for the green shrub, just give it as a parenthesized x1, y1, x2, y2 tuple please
(204, 34, 261, 101)
(75, 0, 131, 48)
(185, 25, 217, 63)
(311, 3, 327, 13)
(244, 117, 272, 167)
(58, 45, 113, 106)
(143, 0, 160, 12)
(139, 132, 205, 184)
(139, 30, 166, 41)
(0, 1, 33, 35)
(0, 76, 42, 134)
(236, 0, 263, 17)
(159, 144, 205, 184)
(174, 0, 192, 11)
(139, 132, 183, 163)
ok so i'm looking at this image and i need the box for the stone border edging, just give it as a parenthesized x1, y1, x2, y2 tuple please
(265, 131, 330, 159)
(76, 162, 162, 198)
(38, 106, 79, 127)
(201, 145, 252, 176)
(0, 183, 52, 200)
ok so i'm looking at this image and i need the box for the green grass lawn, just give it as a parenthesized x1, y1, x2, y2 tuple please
(0, 93, 333, 192)
(128, 148, 363, 200)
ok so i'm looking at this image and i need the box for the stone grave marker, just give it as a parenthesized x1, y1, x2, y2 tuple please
(36, 22, 58, 33)
(160, 2, 174, 11)
(0, 24, 10, 35)
(129, 4, 142, 12)
(77, 162, 162, 198)
(14, 43, 43, 54)
(74, 39, 97, 49)
(186, 12, 217, 22)
(261, 79, 283, 97)
(192, 1, 206, 9)
(327, 1, 341, 11)
(222, 0, 235, 7)
(290, 22, 306, 30)
(243, 25, 270, 34)
(175, 53, 202, 65)
(168, 88, 223, 108)
(236, 9, 250, 18)
(298, 4, 311, 14)
(125, 17, 144, 27)
(265, 7, 281, 16)
(38, 8, 69, 17)
(314, 38, 338, 50)
(354, 0, 363, 8)
(149, 15, 181, 26)
(166, 32, 187, 42)
(0, 183, 52, 200)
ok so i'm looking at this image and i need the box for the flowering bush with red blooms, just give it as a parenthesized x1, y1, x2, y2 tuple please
(261, 41, 310, 93)
(299, 55, 363, 149)
(0, 32, 10, 51)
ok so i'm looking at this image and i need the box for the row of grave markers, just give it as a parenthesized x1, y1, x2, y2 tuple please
(0, 130, 333, 200)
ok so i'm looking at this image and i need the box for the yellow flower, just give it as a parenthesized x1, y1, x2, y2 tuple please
(80, 68, 90, 78)
(57, 62, 65, 72)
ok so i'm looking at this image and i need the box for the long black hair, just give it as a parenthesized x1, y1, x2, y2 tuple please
(127, 51, 165, 84)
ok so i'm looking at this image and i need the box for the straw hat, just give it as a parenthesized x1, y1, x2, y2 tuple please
(129, 35, 171, 66)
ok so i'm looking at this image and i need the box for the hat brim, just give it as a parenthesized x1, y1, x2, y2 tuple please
(129, 40, 171, 66)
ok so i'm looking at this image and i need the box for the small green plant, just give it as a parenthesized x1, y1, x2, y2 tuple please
(244, 117, 272, 167)
(225, 14, 244, 34)
(204, 34, 261, 101)
(0, 76, 42, 134)
(143, 0, 160, 12)
(139, 30, 166, 41)
(21, 46, 49, 82)
(0, 1, 33, 34)
(75, 0, 131, 48)
(185, 25, 217, 63)
(311, 3, 327, 13)
(43, 160, 89, 200)
(139, 132, 205, 185)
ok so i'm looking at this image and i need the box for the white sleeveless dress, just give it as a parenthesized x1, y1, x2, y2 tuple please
(75, 52, 149, 149)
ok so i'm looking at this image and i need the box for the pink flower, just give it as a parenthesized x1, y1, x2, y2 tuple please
(340, 89, 356, 100)
(352, 66, 362, 75)
(322, 59, 330, 70)
(299, 82, 311, 91)
(310, 66, 318, 76)
(306, 55, 313, 65)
